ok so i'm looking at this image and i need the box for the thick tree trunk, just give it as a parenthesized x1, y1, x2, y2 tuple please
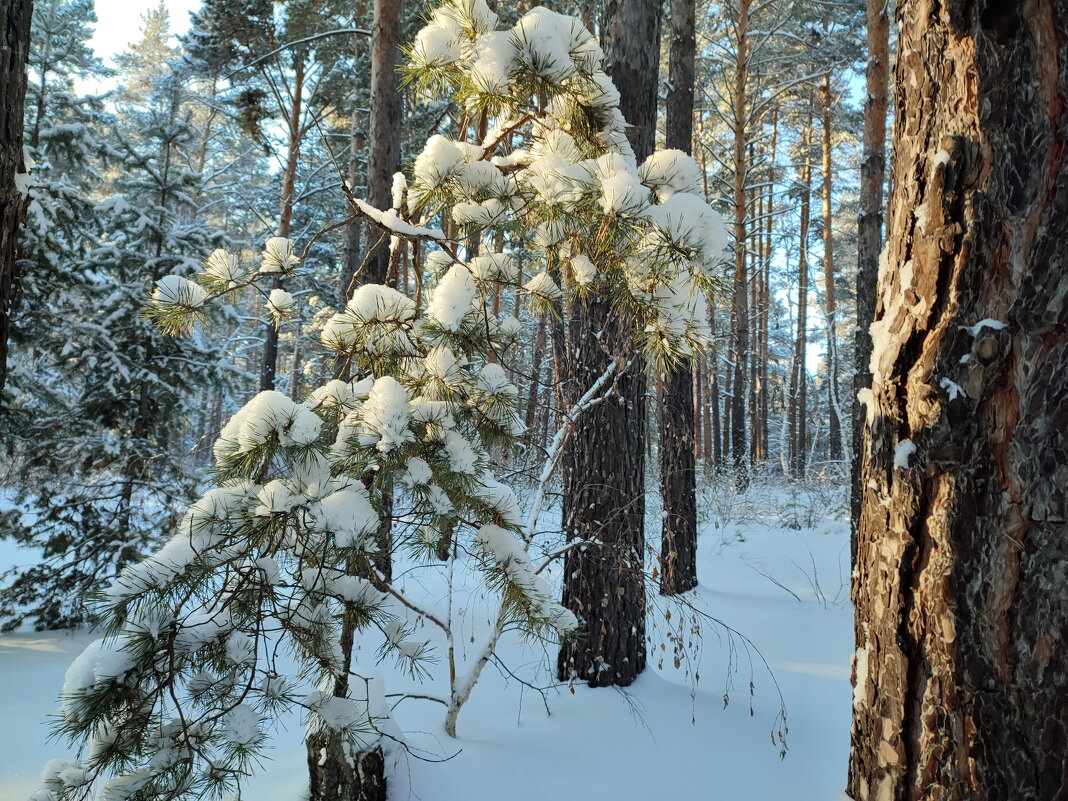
(728, 0, 750, 486)
(819, 71, 841, 461)
(848, 3, 1068, 799)
(557, 0, 660, 687)
(260, 56, 303, 392)
(851, 0, 889, 554)
(0, 0, 33, 395)
(659, 0, 698, 596)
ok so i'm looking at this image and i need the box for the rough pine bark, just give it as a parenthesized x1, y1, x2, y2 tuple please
(851, 0, 890, 551)
(848, 2, 1068, 799)
(557, 0, 660, 687)
(0, 0, 33, 395)
(659, 0, 699, 595)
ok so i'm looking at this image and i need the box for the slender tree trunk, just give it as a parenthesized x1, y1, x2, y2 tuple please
(729, 0, 751, 487)
(722, 328, 733, 464)
(309, 3, 402, 796)
(762, 110, 777, 463)
(306, 605, 386, 801)
(851, 0, 889, 555)
(341, 111, 365, 303)
(698, 137, 720, 467)
(692, 357, 702, 461)
(790, 116, 812, 479)
(558, 0, 660, 687)
(362, 0, 403, 287)
(820, 71, 842, 462)
(849, 3, 1068, 798)
(659, 0, 698, 596)
(525, 310, 547, 434)
(0, 0, 33, 395)
(749, 144, 763, 464)
(260, 56, 304, 392)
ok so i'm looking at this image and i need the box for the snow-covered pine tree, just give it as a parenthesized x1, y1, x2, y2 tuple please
(31, 2, 727, 796)
(0, 27, 225, 631)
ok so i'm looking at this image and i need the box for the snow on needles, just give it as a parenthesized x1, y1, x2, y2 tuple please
(427, 264, 478, 331)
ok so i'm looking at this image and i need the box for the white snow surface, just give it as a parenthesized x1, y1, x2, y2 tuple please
(1, 485, 853, 801)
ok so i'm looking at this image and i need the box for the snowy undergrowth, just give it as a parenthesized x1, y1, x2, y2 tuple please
(1, 479, 853, 801)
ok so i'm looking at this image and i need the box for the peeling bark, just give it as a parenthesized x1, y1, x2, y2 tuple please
(852, 0, 890, 553)
(849, 2, 1068, 799)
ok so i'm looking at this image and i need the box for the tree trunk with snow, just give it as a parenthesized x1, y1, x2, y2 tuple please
(849, 2, 1068, 798)
(0, 0, 32, 395)
(851, 0, 889, 551)
(557, 0, 660, 687)
(659, 0, 698, 596)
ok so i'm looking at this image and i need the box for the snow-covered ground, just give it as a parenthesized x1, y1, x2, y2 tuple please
(0, 483, 853, 800)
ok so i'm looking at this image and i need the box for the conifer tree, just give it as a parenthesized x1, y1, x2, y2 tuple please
(0, 14, 224, 631)
(30, 3, 726, 796)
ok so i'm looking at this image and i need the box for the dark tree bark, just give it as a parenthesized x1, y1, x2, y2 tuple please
(524, 309, 547, 434)
(851, 0, 889, 555)
(848, 2, 1068, 799)
(659, 0, 698, 596)
(761, 109, 777, 463)
(362, 0, 403, 288)
(309, 2, 402, 797)
(341, 110, 365, 304)
(260, 54, 304, 392)
(728, 0, 750, 486)
(557, 0, 660, 687)
(307, 602, 387, 801)
(0, 0, 33, 395)
(819, 71, 841, 461)
(788, 117, 812, 479)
